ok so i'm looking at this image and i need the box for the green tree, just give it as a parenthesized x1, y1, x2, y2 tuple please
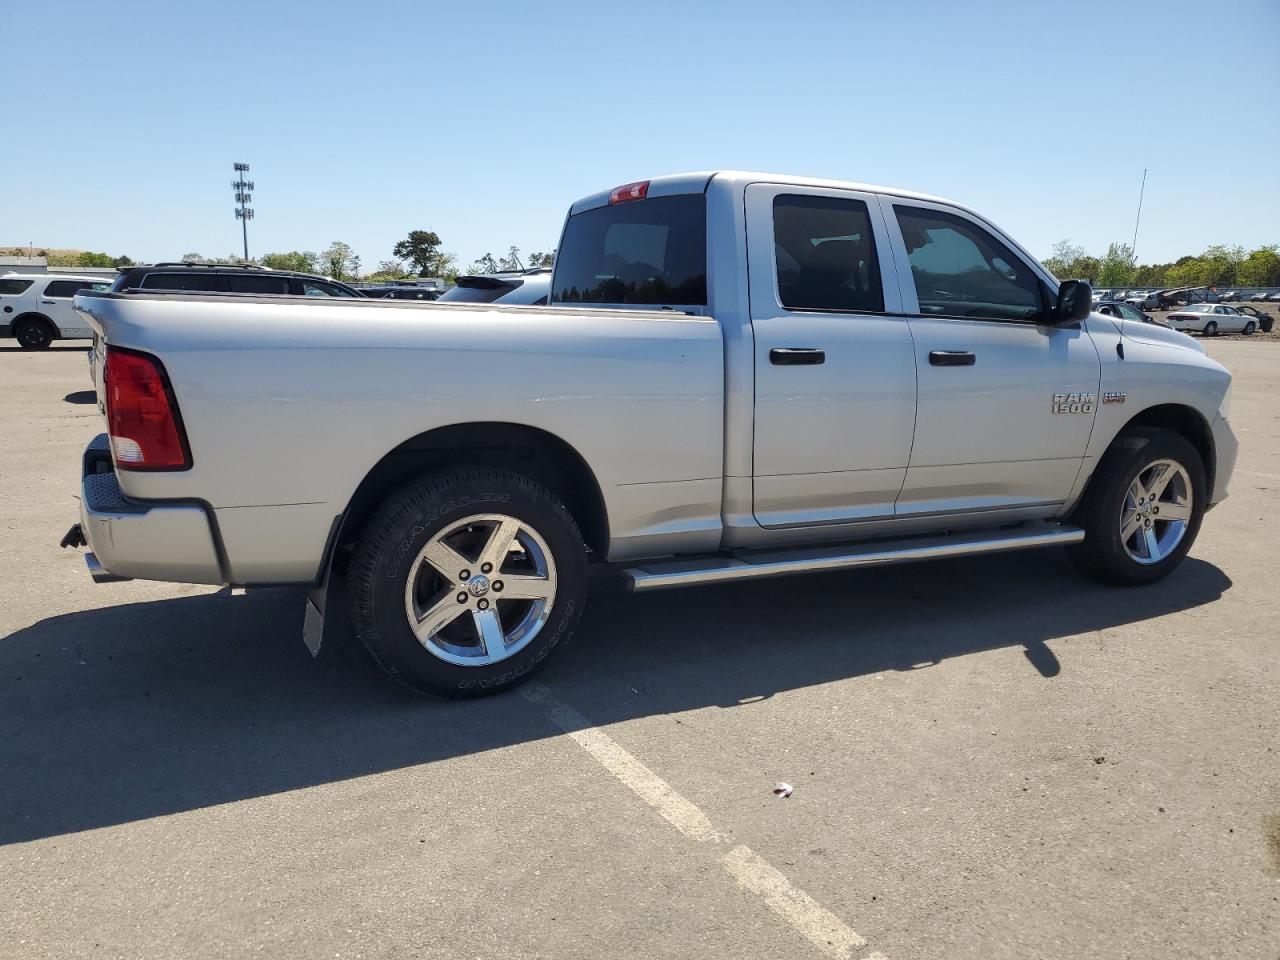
(527, 249, 556, 267)
(261, 251, 318, 273)
(466, 253, 501, 275)
(1235, 245, 1280, 287)
(393, 230, 447, 277)
(112, 255, 134, 268)
(1096, 242, 1137, 287)
(499, 246, 524, 271)
(320, 241, 360, 280)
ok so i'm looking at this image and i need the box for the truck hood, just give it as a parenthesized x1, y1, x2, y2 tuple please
(1093, 313, 1206, 355)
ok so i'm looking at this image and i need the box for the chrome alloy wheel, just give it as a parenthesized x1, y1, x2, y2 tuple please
(1120, 459, 1193, 565)
(403, 513, 557, 666)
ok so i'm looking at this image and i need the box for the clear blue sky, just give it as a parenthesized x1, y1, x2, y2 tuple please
(3, 0, 1277, 269)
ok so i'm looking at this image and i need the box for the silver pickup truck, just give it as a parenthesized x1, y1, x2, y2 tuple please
(70, 171, 1238, 696)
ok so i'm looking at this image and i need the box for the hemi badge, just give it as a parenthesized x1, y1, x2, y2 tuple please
(1103, 392, 1127, 405)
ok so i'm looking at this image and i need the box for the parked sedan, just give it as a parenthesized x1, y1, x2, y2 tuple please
(1220, 290, 1241, 302)
(1165, 304, 1258, 335)
(1249, 291, 1272, 301)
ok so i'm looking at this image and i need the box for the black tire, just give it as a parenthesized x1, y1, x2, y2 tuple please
(14, 316, 54, 350)
(1067, 427, 1206, 586)
(1243, 321, 1257, 336)
(1261, 317, 1274, 333)
(1202, 320, 1217, 336)
(349, 467, 588, 697)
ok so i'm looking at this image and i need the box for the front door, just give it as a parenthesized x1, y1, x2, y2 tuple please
(747, 183, 917, 527)
(880, 199, 1101, 517)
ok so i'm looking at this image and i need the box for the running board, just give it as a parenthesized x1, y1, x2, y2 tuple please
(622, 523, 1085, 593)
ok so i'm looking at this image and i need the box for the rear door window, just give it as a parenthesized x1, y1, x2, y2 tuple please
(0, 279, 34, 295)
(297, 279, 355, 297)
(772, 194, 884, 313)
(894, 205, 1046, 322)
(140, 272, 228, 292)
(43, 280, 96, 297)
(552, 194, 706, 306)
(228, 274, 292, 294)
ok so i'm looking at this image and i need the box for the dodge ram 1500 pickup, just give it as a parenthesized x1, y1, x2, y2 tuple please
(68, 171, 1238, 696)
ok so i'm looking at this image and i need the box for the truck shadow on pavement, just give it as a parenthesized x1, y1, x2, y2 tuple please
(0, 550, 1230, 845)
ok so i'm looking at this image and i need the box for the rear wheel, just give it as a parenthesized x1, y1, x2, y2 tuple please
(14, 316, 54, 350)
(1067, 427, 1205, 586)
(1243, 320, 1257, 336)
(1202, 320, 1218, 336)
(349, 467, 588, 697)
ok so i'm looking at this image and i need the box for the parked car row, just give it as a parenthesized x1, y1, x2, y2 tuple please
(4, 261, 554, 349)
(1220, 290, 1280, 302)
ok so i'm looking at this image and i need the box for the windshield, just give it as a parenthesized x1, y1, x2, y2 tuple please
(552, 194, 707, 306)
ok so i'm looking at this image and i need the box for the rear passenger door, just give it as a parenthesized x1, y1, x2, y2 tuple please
(881, 199, 1100, 518)
(747, 183, 917, 527)
(39, 280, 97, 337)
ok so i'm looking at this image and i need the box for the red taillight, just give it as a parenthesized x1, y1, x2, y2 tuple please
(103, 346, 191, 470)
(608, 180, 649, 204)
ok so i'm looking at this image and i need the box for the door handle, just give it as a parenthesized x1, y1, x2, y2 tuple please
(928, 350, 976, 367)
(41, 300, 56, 305)
(770, 347, 825, 366)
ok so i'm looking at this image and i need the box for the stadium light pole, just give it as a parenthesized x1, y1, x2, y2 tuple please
(232, 162, 255, 261)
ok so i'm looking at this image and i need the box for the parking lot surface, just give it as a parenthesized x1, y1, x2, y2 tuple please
(1, 341, 1277, 960)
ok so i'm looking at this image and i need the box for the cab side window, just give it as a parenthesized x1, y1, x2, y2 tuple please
(773, 194, 884, 313)
(894, 205, 1045, 322)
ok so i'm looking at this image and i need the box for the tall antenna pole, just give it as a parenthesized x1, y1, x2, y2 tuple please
(232, 162, 255, 261)
(1130, 168, 1147, 260)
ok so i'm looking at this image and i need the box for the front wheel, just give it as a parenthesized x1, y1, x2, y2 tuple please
(349, 467, 588, 697)
(1243, 320, 1257, 336)
(14, 317, 54, 350)
(1067, 427, 1206, 586)
(1202, 320, 1218, 336)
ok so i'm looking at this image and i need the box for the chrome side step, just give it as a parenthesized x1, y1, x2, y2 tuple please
(622, 523, 1084, 593)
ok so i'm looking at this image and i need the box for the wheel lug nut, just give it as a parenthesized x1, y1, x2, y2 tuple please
(459, 569, 470, 581)
(481, 562, 493, 574)
(492, 580, 503, 592)
(477, 598, 489, 610)
(456, 592, 467, 604)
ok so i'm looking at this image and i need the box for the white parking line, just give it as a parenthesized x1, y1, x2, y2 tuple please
(523, 682, 879, 960)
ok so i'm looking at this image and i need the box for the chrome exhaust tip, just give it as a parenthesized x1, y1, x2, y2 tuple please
(86, 553, 130, 584)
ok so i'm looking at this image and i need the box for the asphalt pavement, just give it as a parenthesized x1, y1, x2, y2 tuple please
(1, 340, 1276, 959)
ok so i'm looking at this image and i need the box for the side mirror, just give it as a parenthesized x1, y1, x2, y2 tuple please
(1056, 279, 1093, 324)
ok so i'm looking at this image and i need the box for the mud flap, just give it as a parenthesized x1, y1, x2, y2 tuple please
(303, 577, 335, 657)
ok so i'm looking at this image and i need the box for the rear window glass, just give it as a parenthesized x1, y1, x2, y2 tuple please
(140, 273, 226, 292)
(228, 274, 292, 294)
(439, 280, 520, 304)
(552, 194, 706, 306)
(0, 279, 34, 295)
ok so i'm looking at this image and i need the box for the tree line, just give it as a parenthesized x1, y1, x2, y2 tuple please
(1043, 240, 1280, 289)
(166, 231, 555, 283)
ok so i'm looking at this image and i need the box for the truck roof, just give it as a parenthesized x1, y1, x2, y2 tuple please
(569, 170, 959, 215)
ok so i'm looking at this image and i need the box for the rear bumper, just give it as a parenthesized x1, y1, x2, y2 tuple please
(79, 434, 225, 584)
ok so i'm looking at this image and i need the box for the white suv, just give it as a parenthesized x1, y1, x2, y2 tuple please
(0, 273, 112, 348)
